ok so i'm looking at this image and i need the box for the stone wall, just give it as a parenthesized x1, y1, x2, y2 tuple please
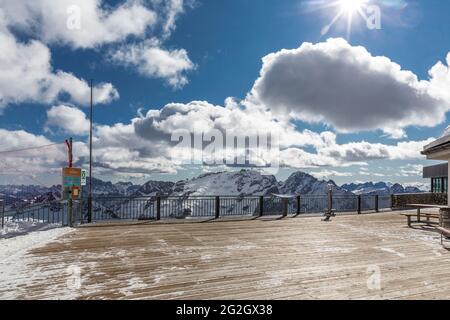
(392, 193, 448, 209)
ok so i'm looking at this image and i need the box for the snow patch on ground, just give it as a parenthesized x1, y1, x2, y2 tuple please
(1, 220, 63, 238)
(118, 277, 148, 296)
(0, 221, 73, 299)
(374, 246, 406, 258)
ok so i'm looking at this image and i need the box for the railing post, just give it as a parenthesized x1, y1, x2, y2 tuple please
(282, 199, 288, 217)
(1, 200, 4, 229)
(296, 196, 301, 215)
(156, 196, 161, 220)
(68, 198, 73, 227)
(357, 195, 361, 214)
(375, 195, 379, 212)
(259, 196, 264, 217)
(215, 196, 220, 219)
(390, 194, 395, 210)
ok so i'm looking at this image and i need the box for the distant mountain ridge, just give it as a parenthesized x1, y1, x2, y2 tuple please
(1, 170, 426, 206)
(341, 181, 422, 195)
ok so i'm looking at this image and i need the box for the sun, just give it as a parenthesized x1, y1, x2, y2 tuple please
(339, 0, 368, 14)
(314, 0, 375, 39)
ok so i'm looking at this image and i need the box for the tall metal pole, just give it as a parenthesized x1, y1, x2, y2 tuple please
(88, 79, 93, 223)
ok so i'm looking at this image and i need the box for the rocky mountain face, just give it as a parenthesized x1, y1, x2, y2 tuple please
(133, 180, 175, 197)
(169, 170, 280, 196)
(279, 171, 352, 195)
(82, 177, 140, 197)
(341, 182, 422, 195)
(0, 184, 61, 206)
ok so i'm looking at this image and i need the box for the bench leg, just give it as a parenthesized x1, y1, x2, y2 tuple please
(417, 208, 421, 223)
(407, 216, 411, 227)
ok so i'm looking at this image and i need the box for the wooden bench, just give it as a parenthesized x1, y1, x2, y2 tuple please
(407, 204, 448, 216)
(400, 212, 440, 227)
(436, 227, 450, 245)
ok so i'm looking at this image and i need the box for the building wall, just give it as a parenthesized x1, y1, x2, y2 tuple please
(423, 163, 448, 193)
(392, 193, 448, 208)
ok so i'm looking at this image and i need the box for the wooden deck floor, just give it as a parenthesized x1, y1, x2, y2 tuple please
(3, 211, 450, 300)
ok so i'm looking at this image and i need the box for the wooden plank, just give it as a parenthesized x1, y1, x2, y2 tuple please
(1, 211, 449, 300)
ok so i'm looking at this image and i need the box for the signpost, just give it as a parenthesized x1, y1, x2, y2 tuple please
(62, 167, 82, 227)
(62, 167, 82, 200)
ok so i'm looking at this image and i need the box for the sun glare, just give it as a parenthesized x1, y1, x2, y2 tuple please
(339, 0, 367, 13)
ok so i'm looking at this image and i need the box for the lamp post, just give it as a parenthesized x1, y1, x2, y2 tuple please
(88, 79, 93, 223)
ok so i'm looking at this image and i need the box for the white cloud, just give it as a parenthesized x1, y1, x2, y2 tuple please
(428, 52, 450, 102)
(397, 164, 423, 177)
(46, 105, 90, 135)
(89, 100, 434, 176)
(160, 0, 188, 38)
(0, 0, 157, 49)
(0, 16, 119, 111)
(318, 138, 435, 162)
(110, 39, 195, 88)
(0, 129, 66, 178)
(0, 0, 195, 96)
(309, 170, 352, 180)
(249, 38, 450, 138)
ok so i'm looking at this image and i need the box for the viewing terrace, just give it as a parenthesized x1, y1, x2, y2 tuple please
(2, 205, 450, 300)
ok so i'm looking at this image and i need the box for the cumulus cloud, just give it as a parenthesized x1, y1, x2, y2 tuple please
(88, 100, 434, 176)
(0, 129, 71, 180)
(0, 16, 119, 111)
(249, 38, 450, 138)
(0, 0, 157, 49)
(160, 0, 189, 38)
(46, 105, 90, 135)
(110, 39, 195, 88)
(318, 137, 435, 162)
(397, 164, 423, 177)
(309, 170, 353, 180)
(0, 0, 195, 98)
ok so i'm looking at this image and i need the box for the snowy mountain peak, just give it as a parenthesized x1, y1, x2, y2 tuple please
(280, 172, 349, 195)
(171, 170, 279, 196)
(341, 181, 422, 195)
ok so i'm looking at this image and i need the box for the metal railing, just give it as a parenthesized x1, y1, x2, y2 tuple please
(1, 201, 73, 226)
(84, 194, 391, 221)
(0, 193, 402, 228)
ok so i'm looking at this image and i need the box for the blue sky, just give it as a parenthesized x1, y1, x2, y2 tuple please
(1, 0, 450, 187)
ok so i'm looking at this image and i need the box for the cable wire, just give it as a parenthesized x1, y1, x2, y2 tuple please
(0, 142, 63, 155)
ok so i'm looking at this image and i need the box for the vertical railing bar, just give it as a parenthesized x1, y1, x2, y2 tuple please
(1, 200, 4, 229)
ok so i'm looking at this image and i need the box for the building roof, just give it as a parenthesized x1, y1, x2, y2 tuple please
(422, 134, 450, 156)
(423, 163, 448, 178)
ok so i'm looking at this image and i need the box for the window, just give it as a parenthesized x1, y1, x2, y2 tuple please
(432, 177, 448, 193)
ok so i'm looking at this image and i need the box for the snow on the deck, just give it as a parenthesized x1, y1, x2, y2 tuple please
(0, 221, 73, 299)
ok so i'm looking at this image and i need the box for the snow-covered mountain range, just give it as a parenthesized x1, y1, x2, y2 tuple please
(1, 170, 425, 207)
(341, 182, 421, 195)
